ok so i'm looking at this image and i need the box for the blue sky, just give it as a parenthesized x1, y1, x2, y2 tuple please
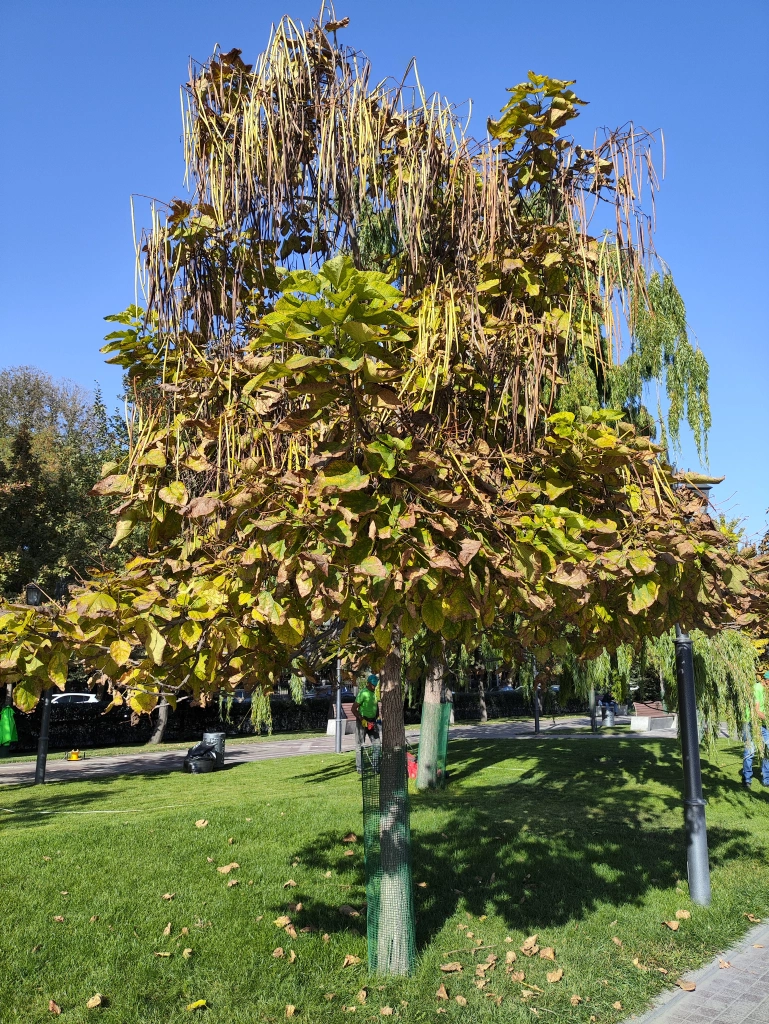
(1, 0, 766, 540)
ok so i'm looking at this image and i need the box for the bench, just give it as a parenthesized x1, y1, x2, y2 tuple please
(326, 702, 357, 736)
(629, 700, 677, 732)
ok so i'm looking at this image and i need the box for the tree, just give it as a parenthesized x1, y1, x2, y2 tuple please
(0, 367, 128, 598)
(1, 10, 767, 978)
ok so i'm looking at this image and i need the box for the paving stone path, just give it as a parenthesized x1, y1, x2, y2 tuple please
(629, 921, 769, 1023)
(0, 714, 674, 786)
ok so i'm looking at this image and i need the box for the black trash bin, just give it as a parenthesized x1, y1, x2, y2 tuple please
(203, 731, 226, 769)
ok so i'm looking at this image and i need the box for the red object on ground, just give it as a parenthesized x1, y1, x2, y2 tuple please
(406, 751, 418, 779)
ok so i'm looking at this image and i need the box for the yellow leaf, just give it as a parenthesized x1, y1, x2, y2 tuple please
(217, 862, 239, 874)
(86, 994, 103, 1009)
(195, 819, 208, 829)
(274, 916, 292, 928)
(342, 954, 361, 967)
(162, 923, 172, 937)
(182, 948, 193, 959)
(154, 951, 171, 957)
(162, 894, 175, 901)
(546, 968, 563, 983)
(613, 1002, 623, 1010)
(675, 909, 691, 920)
(288, 950, 297, 963)
(283, 879, 298, 888)
(109, 640, 132, 667)
(380, 1009, 393, 1016)
(186, 1000, 207, 1010)
(285, 1005, 297, 1017)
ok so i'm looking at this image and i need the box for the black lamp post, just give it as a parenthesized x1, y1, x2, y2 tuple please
(24, 583, 52, 785)
(674, 477, 717, 906)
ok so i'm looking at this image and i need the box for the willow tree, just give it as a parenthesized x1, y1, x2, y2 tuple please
(2, 8, 768, 976)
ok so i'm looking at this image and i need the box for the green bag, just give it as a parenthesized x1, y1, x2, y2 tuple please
(0, 705, 18, 746)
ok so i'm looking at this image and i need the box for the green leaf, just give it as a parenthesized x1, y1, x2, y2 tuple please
(47, 649, 69, 688)
(421, 596, 445, 633)
(138, 449, 167, 468)
(357, 556, 388, 578)
(158, 481, 188, 507)
(373, 625, 392, 651)
(627, 579, 659, 615)
(628, 551, 656, 575)
(134, 619, 167, 666)
(318, 462, 370, 493)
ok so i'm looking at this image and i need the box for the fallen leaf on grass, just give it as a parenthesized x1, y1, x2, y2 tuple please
(32, 944, 42, 953)
(186, 1000, 207, 1010)
(509, 971, 525, 983)
(355, 989, 367, 1004)
(546, 968, 563, 984)
(505, 951, 517, 964)
(745, 913, 762, 923)
(228, 837, 235, 845)
(86, 994, 104, 1009)
(380, 1008, 393, 1016)
(324, 994, 336, 1001)
(343, 954, 361, 967)
(195, 819, 208, 828)
(288, 950, 297, 964)
(570, 995, 582, 1006)
(539, 947, 556, 960)
(440, 962, 463, 973)
(217, 863, 239, 875)
(183, 948, 193, 959)
(162, 893, 175, 901)
(163, 923, 172, 937)
(504, 936, 512, 943)
(322, 933, 330, 942)
(612, 1002, 623, 1010)
(455, 995, 467, 1006)
(474, 979, 487, 990)
(343, 850, 355, 857)
(719, 959, 731, 969)
(676, 980, 696, 992)
(53, 916, 64, 923)
(288, 902, 303, 913)
(657, 967, 668, 975)
(521, 935, 540, 956)
(89, 916, 99, 923)
(227, 879, 239, 888)
(274, 916, 292, 928)
(154, 952, 171, 958)
(520, 989, 536, 1000)
(206, 857, 214, 863)
(283, 879, 298, 888)
(285, 1005, 296, 1018)
(324, 871, 332, 878)
(436, 984, 448, 1000)
(340, 905, 360, 917)
(611, 936, 622, 947)
(43, 856, 51, 862)
(632, 957, 648, 971)
(675, 909, 691, 920)
(273, 948, 285, 958)
(663, 920, 680, 931)
(60, 891, 68, 896)
(300, 925, 317, 934)
(343, 833, 357, 843)
(48, 999, 62, 1015)
(285, 925, 298, 939)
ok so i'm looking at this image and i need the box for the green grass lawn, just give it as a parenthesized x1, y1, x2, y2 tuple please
(1, 737, 766, 1023)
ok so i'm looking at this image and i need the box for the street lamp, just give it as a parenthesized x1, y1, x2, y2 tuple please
(24, 583, 53, 785)
(673, 474, 722, 907)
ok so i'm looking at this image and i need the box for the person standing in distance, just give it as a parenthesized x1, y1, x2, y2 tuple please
(742, 670, 769, 789)
(352, 673, 381, 774)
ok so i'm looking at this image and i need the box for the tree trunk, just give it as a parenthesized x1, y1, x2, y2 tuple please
(478, 672, 488, 723)
(372, 629, 415, 976)
(416, 654, 444, 791)
(589, 686, 598, 732)
(148, 697, 170, 745)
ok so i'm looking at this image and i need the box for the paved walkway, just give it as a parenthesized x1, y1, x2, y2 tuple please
(630, 920, 769, 1023)
(0, 714, 675, 787)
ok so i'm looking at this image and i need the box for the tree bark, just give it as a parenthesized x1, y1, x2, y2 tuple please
(478, 671, 488, 723)
(372, 628, 415, 975)
(416, 654, 444, 791)
(148, 697, 170, 745)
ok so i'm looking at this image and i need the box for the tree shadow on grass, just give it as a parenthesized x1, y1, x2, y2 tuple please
(291, 736, 766, 952)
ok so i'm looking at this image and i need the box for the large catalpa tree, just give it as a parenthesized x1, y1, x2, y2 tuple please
(1, 9, 767, 974)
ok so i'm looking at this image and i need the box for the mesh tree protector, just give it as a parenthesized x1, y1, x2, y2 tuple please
(361, 745, 416, 975)
(416, 700, 451, 789)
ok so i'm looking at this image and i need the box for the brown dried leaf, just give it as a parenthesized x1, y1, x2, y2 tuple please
(417, 881, 428, 888)
(228, 837, 235, 845)
(343, 833, 357, 843)
(570, 994, 582, 1006)
(283, 879, 298, 887)
(227, 879, 239, 887)
(521, 934, 538, 950)
(32, 944, 42, 953)
(285, 1005, 296, 1017)
(539, 946, 556, 960)
(632, 957, 648, 971)
(206, 857, 214, 863)
(436, 984, 448, 1000)
(509, 971, 525, 983)
(288, 950, 297, 963)
(474, 979, 487, 990)
(48, 1000, 62, 1015)
(380, 1009, 393, 1017)
(163, 923, 172, 937)
(273, 947, 285, 958)
(546, 968, 563, 984)
(663, 920, 680, 931)
(217, 862, 239, 875)
(675, 909, 691, 920)
(162, 893, 175, 901)
(355, 989, 367, 1004)
(342, 954, 361, 967)
(455, 995, 467, 1006)
(195, 819, 208, 828)
(676, 980, 696, 992)
(86, 994, 103, 1009)
(154, 952, 171, 958)
(53, 916, 65, 923)
(440, 962, 463, 973)
(300, 925, 317, 933)
(719, 959, 731, 969)
(322, 933, 330, 942)
(505, 951, 517, 964)
(285, 925, 298, 939)
(745, 913, 762, 923)
(340, 905, 360, 917)
(274, 916, 292, 928)
(612, 936, 622, 946)
(324, 994, 335, 1001)
(89, 916, 99, 923)
(182, 948, 193, 959)
(612, 1002, 623, 1010)
(343, 850, 355, 857)
(288, 902, 303, 913)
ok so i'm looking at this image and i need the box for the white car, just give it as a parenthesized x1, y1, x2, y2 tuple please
(50, 692, 101, 706)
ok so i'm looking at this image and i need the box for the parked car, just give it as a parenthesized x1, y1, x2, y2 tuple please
(50, 692, 102, 706)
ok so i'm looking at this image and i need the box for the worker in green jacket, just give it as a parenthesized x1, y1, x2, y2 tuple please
(742, 670, 769, 789)
(352, 673, 381, 774)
